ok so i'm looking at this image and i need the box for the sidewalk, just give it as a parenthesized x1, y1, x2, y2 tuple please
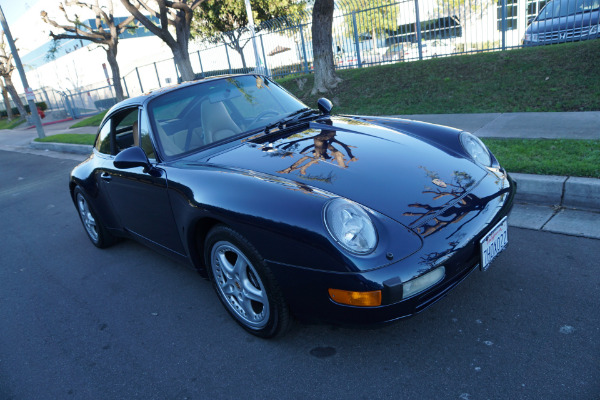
(395, 111, 600, 139)
(1, 111, 599, 239)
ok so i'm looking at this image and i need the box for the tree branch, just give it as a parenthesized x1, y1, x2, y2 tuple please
(48, 31, 106, 44)
(120, 0, 174, 45)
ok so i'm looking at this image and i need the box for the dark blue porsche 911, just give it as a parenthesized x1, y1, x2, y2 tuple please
(70, 74, 515, 337)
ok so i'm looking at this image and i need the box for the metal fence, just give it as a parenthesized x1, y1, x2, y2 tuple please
(9, 0, 585, 118)
(118, 0, 558, 98)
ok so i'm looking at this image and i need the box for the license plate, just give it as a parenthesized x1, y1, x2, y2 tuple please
(480, 216, 508, 271)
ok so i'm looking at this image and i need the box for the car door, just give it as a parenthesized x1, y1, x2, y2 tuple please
(99, 106, 185, 256)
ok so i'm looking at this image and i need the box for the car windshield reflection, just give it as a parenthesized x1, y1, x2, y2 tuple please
(147, 75, 307, 158)
(537, 0, 600, 20)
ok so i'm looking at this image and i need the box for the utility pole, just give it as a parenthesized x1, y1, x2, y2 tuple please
(244, 0, 267, 76)
(0, 5, 45, 138)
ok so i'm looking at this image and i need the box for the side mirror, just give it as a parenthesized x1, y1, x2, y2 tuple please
(317, 98, 333, 115)
(114, 146, 152, 171)
(527, 17, 535, 25)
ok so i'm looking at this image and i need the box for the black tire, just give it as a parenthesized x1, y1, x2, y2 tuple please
(73, 186, 116, 249)
(205, 225, 290, 338)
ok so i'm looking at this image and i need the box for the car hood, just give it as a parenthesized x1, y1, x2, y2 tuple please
(194, 116, 488, 228)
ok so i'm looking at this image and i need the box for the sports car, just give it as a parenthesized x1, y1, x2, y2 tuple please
(70, 74, 515, 337)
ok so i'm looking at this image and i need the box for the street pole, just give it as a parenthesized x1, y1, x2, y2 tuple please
(0, 5, 45, 138)
(244, 0, 267, 76)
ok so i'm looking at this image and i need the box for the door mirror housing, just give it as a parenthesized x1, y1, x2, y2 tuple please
(317, 98, 333, 115)
(114, 146, 152, 171)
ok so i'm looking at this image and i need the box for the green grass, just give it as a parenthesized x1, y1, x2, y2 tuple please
(0, 118, 25, 130)
(482, 139, 600, 178)
(278, 39, 600, 115)
(69, 111, 107, 128)
(34, 134, 96, 146)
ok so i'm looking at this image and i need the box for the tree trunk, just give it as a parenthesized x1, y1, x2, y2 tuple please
(0, 78, 14, 121)
(233, 42, 247, 69)
(4, 76, 28, 121)
(172, 45, 195, 81)
(105, 45, 125, 101)
(225, 31, 249, 70)
(311, 0, 341, 95)
(173, 22, 195, 82)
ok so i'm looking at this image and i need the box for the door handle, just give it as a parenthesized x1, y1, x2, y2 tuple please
(100, 172, 112, 182)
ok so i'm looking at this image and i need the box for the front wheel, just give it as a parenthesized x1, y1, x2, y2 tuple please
(74, 186, 116, 248)
(205, 225, 290, 338)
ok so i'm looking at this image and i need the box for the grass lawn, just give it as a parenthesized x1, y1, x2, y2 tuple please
(34, 134, 96, 146)
(483, 139, 600, 178)
(0, 118, 25, 130)
(69, 111, 107, 128)
(278, 39, 600, 115)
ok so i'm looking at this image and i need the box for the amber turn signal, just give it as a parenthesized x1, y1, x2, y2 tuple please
(328, 288, 382, 307)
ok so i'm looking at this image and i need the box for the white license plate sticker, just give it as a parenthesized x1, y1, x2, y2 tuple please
(480, 217, 508, 271)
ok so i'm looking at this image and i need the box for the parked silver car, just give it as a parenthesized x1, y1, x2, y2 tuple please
(523, 0, 600, 45)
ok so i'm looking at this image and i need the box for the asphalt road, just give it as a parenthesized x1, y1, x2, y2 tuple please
(1, 150, 598, 400)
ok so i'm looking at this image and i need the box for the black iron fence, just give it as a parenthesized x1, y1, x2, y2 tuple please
(8, 0, 594, 119)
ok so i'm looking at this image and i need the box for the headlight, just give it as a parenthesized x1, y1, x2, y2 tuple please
(460, 131, 492, 167)
(525, 33, 539, 42)
(324, 198, 378, 254)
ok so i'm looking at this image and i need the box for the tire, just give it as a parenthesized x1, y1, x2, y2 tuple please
(205, 225, 290, 338)
(74, 186, 116, 249)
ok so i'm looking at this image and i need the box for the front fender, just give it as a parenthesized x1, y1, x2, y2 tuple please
(163, 164, 422, 274)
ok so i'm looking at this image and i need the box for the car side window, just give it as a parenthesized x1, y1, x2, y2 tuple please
(95, 121, 112, 154)
(139, 112, 156, 160)
(94, 108, 140, 156)
(114, 108, 138, 152)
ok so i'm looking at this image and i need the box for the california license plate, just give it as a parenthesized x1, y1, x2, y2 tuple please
(480, 217, 508, 271)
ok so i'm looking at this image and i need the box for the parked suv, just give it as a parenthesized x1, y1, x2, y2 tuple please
(523, 0, 600, 45)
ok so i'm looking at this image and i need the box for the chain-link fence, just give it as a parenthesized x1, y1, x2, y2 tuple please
(11, 0, 593, 119)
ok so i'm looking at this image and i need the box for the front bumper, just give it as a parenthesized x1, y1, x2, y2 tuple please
(523, 31, 599, 46)
(269, 173, 516, 326)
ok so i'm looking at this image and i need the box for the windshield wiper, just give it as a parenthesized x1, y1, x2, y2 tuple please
(264, 108, 317, 133)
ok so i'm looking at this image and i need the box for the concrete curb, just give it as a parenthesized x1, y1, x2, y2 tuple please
(511, 173, 600, 211)
(29, 141, 93, 155)
(26, 117, 74, 129)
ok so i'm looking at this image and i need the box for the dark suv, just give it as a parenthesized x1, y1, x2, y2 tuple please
(523, 0, 600, 45)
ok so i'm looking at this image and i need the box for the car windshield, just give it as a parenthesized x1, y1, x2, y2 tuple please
(147, 75, 307, 158)
(537, 0, 600, 19)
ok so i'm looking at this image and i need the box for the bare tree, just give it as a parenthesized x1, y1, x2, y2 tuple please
(0, 33, 27, 120)
(120, 0, 205, 82)
(41, 0, 139, 101)
(311, 0, 341, 95)
(0, 78, 14, 121)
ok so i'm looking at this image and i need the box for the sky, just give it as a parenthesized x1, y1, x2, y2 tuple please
(0, 0, 40, 26)
(1, 0, 56, 56)
(0, 0, 177, 93)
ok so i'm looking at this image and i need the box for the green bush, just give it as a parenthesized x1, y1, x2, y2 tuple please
(0, 101, 47, 118)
